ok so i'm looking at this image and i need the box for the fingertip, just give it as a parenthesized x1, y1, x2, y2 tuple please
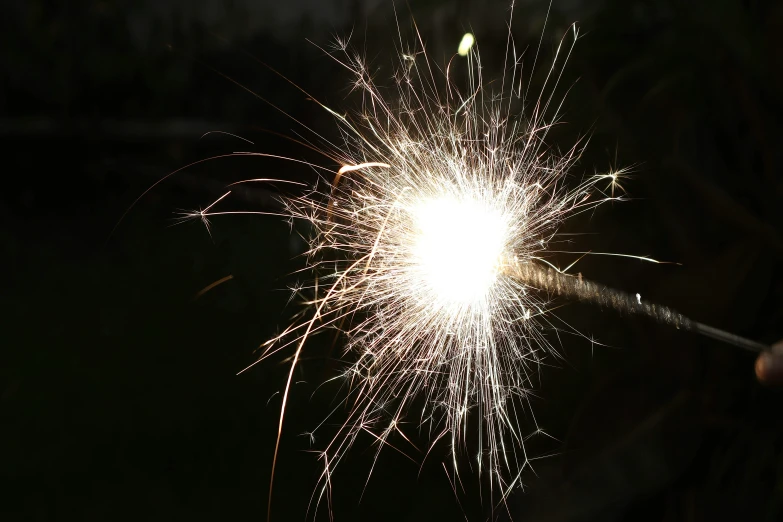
(756, 352, 769, 383)
(756, 350, 783, 386)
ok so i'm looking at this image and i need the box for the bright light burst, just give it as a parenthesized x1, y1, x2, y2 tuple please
(183, 5, 631, 519)
(237, 11, 632, 518)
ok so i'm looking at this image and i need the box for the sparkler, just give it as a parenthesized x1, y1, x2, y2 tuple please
(249, 21, 606, 517)
(163, 4, 769, 520)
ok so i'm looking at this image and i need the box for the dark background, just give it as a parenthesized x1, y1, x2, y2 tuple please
(3, 0, 783, 520)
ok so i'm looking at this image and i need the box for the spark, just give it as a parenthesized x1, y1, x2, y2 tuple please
(194, 274, 234, 300)
(458, 33, 475, 57)
(174, 190, 232, 239)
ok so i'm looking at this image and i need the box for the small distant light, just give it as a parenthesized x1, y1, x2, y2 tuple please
(457, 33, 475, 57)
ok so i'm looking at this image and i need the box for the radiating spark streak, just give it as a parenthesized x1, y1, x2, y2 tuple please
(227, 178, 308, 187)
(190, 211, 287, 218)
(172, 191, 236, 239)
(337, 162, 392, 176)
(110, 153, 331, 241)
(194, 274, 234, 300)
(329, 163, 392, 219)
(267, 252, 374, 522)
(199, 130, 255, 145)
(204, 191, 232, 212)
(361, 426, 418, 463)
(543, 251, 679, 265)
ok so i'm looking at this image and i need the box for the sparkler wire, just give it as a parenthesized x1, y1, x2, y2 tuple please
(509, 261, 769, 353)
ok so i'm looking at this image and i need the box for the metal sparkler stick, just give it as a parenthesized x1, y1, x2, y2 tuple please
(509, 261, 769, 353)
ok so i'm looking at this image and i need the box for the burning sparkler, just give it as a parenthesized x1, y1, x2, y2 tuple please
(247, 20, 612, 518)
(160, 4, 769, 520)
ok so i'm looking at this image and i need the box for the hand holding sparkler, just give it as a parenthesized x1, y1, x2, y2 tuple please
(756, 341, 783, 386)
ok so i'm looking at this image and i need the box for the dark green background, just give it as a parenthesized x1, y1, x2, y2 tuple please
(2, 1, 782, 520)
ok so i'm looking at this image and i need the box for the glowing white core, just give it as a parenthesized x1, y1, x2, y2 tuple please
(412, 197, 507, 305)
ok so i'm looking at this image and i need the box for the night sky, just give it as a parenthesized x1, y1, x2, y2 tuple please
(3, 1, 783, 521)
